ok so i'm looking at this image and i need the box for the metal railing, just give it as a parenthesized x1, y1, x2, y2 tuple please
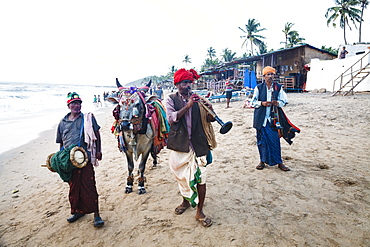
(332, 51, 370, 95)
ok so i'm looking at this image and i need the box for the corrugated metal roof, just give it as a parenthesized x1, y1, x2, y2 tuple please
(224, 43, 336, 66)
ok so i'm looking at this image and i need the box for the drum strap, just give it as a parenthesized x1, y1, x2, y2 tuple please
(78, 113, 84, 147)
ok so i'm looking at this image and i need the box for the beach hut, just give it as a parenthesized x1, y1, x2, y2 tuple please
(224, 44, 337, 91)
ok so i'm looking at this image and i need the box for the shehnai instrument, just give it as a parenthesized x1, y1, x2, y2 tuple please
(190, 91, 233, 134)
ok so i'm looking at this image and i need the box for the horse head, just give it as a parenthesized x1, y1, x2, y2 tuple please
(118, 91, 144, 131)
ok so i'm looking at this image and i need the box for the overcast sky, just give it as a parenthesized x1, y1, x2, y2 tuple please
(0, 0, 369, 86)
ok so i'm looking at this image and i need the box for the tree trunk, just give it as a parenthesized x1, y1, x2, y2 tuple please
(250, 39, 254, 56)
(343, 22, 347, 45)
(286, 35, 288, 49)
(359, 7, 364, 43)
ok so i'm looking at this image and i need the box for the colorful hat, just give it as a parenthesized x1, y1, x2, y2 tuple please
(174, 68, 201, 85)
(67, 92, 82, 105)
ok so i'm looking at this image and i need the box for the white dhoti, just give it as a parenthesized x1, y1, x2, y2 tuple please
(168, 149, 207, 207)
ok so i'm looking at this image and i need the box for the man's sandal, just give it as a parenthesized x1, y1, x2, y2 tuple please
(256, 162, 266, 170)
(196, 217, 213, 227)
(278, 164, 290, 171)
(174, 204, 190, 215)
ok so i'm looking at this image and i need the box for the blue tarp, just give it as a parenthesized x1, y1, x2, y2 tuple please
(250, 70, 257, 89)
(243, 69, 250, 88)
(244, 69, 257, 89)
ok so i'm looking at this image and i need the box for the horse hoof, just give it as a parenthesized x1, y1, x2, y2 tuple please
(125, 187, 133, 193)
(138, 188, 146, 195)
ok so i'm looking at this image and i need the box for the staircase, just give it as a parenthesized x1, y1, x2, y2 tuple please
(332, 51, 370, 96)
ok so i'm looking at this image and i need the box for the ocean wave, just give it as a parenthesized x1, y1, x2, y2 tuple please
(0, 82, 116, 148)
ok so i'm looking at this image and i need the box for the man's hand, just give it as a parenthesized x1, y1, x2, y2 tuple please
(261, 101, 272, 107)
(96, 151, 102, 161)
(187, 94, 200, 107)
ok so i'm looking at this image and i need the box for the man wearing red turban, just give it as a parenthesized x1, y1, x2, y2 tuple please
(173, 68, 201, 85)
(165, 68, 215, 227)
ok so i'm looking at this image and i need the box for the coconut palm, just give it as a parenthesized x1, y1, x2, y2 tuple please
(282, 22, 295, 48)
(207, 47, 217, 60)
(321, 45, 339, 56)
(358, 0, 369, 42)
(182, 54, 191, 66)
(325, 0, 362, 45)
(258, 41, 268, 55)
(166, 65, 177, 79)
(238, 18, 266, 56)
(287, 31, 306, 47)
(221, 48, 237, 62)
(201, 58, 220, 71)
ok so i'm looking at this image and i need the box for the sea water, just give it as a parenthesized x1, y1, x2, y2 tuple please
(0, 81, 117, 155)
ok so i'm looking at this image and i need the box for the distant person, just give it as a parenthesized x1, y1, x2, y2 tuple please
(251, 66, 290, 171)
(155, 86, 163, 100)
(225, 76, 234, 109)
(93, 95, 98, 107)
(97, 95, 102, 107)
(56, 92, 104, 227)
(340, 46, 348, 59)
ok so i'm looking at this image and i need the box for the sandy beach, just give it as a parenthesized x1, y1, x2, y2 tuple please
(1, 92, 369, 247)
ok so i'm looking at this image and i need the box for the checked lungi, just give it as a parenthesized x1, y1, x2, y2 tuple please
(68, 162, 99, 214)
(256, 121, 282, 166)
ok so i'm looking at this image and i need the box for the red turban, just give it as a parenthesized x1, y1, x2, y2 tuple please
(174, 68, 201, 84)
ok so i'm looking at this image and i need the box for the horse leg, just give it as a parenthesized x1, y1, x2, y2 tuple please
(137, 151, 150, 195)
(125, 152, 135, 194)
(151, 145, 158, 168)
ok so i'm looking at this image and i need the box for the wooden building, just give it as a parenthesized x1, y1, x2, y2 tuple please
(222, 44, 337, 90)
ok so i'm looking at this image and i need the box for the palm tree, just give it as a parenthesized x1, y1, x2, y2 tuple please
(325, 0, 362, 45)
(207, 47, 217, 60)
(182, 54, 191, 66)
(166, 65, 177, 79)
(287, 31, 306, 47)
(258, 41, 268, 55)
(358, 0, 369, 42)
(238, 18, 266, 56)
(320, 45, 339, 56)
(282, 22, 295, 48)
(201, 58, 220, 71)
(221, 48, 236, 62)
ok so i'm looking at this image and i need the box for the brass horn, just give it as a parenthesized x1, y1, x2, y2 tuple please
(191, 91, 233, 134)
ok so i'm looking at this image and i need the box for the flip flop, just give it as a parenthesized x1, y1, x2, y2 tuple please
(93, 216, 105, 228)
(278, 164, 290, 171)
(256, 162, 266, 170)
(174, 204, 190, 215)
(196, 217, 213, 227)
